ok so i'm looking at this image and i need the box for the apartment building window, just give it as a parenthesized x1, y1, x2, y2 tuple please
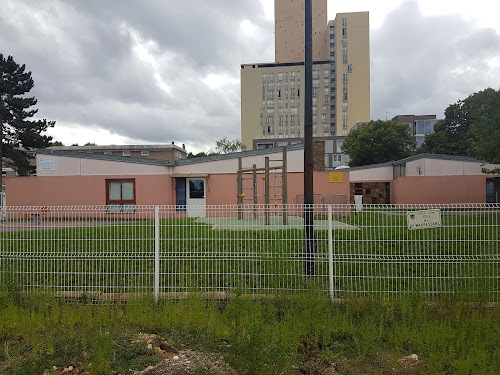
(276, 81, 281, 90)
(343, 111, 348, 119)
(267, 126, 274, 134)
(279, 116, 283, 124)
(322, 114, 327, 123)
(267, 100, 274, 108)
(290, 89, 295, 98)
(290, 81, 295, 89)
(343, 120, 348, 129)
(284, 72, 288, 81)
(348, 64, 352, 73)
(290, 115, 295, 124)
(312, 70, 319, 79)
(322, 105, 327, 114)
(324, 96, 329, 104)
(279, 125, 283, 134)
(342, 38, 347, 46)
(312, 105, 317, 113)
(342, 28, 347, 36)
(343, 102, 348, 111)
(285, 115, 288, 124)
(342, 18, 347, 27)
(343, 74, 348, 82)
(343, 92, 348, 101)
(313, 115, 317, 125)
(267, 82, 274, 90)
(297, 72, 300, 81)
(106, 179, 135, 213)
(267, 91, 274, 99)
(342, 46, 347, 55)
(269, 73, 274, 81)
(262, 73, 267, 81)
(278, 99, 283, 108)
(297, 116, 300, 124)
(324, 69, 329, 78)
(343, 55, 348, 64)
(290, 98, 295, 107)
(312, 79, 320, 88)
(268, 109, 274, 116)
(291, 107, 298, 115)
(278, 72, 283, 80)
(291, 71, 295, 80)
(343, 83, 348, 92)
(312, 88, 317, 97)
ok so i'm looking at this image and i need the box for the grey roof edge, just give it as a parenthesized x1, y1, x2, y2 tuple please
(36, 144, 305, 167)
(37, 148, 173, 166)
(348, 153, 491, 171)
(174, 143, 304, 166)
(48, 144, 186, 152)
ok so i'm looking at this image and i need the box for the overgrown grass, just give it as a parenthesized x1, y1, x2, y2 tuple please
(0, 290, 499, 375)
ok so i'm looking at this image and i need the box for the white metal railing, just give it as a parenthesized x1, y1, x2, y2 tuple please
(0, 204, 498, 300)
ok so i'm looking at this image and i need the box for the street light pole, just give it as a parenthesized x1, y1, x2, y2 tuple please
(304, 0, 315, 276)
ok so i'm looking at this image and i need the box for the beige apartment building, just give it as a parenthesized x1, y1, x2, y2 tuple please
(241, 1, 370, 150)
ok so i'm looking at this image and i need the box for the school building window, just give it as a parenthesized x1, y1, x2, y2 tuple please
(106, 179, 135, 212)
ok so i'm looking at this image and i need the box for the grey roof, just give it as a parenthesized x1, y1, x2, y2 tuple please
(36, 143, 304, 167)
(48, 144, 186, 152)
(37, 148, 173, 166)
(348, 153, 489, 171)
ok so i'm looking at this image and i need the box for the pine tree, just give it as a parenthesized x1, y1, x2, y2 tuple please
(0, 54, 55, 189)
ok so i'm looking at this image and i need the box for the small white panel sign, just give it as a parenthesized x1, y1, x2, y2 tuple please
(407, 209, 441, 230)
(39, 157, 56, 171)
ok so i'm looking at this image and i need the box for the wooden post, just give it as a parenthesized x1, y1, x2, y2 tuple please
(237, 157, 243, 220)
(265, 156, 270, 225)
(282, 146, 288, 225)
(253, 164, 257, 219)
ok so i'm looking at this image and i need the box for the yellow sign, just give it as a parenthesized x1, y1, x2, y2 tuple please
(328, 172, 343, 183)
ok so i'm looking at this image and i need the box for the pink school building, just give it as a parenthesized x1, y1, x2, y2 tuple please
(4, 145, 350, 213)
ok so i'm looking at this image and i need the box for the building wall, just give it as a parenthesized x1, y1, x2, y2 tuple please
(392, 176, 488, 204)
(4, 175, 174, 206)
(37, 155, 170, 177)
(241, 62, 331, 150)
(331, 12, 370, 136)
(5, 170, 350, 207)
(275, 0, 328, 63)
(349, 166, 394, 181)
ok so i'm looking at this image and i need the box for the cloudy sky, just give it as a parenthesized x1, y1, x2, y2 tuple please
(1, 0, 499, 152)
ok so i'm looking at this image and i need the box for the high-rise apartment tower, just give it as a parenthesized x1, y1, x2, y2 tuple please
(241, 1, 370, 150)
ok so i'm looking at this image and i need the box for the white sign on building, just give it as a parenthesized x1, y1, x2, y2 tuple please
(406, 209, 442, 230)
(39, 157, 56, 171)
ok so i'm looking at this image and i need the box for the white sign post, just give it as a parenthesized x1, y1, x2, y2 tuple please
(406, 209, 442, 230)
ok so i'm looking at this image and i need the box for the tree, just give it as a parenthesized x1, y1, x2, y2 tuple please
(214, 137, 246, 154)
(341, 120, 416, 167)
(421, 88, 500, 164)
(1, 54, 55, 187)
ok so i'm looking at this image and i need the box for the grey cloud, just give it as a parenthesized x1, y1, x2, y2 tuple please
(371, 1, 500, 120)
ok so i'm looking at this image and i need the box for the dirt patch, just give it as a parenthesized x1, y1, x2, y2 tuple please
(121, 333, 237, 375)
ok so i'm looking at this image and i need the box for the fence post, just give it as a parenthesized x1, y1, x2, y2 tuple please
(328, 205, 334, 300)
(154, 206, 160, 303)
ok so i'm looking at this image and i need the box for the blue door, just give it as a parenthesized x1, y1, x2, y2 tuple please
(176, 178, 187, 211)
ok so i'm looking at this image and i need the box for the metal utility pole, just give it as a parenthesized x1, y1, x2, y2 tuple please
(304, 0, 315, 276)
